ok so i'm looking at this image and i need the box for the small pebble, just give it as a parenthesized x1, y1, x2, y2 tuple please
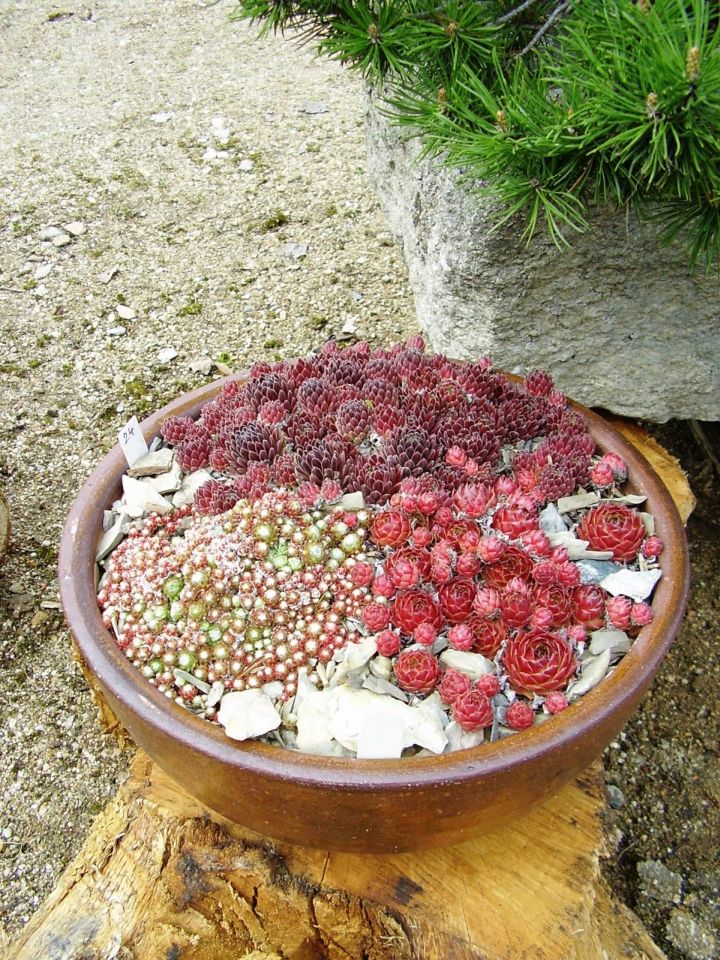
(116, 304, 136, 321)
(666, 910, 717, 960)
(637, 859, 684, 905)
(52, 233, 72, 247)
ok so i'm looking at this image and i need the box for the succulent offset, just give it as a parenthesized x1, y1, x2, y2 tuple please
(97, 340, 665, 757)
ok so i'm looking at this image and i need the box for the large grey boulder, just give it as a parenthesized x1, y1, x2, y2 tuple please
(365, 96, 720, 422)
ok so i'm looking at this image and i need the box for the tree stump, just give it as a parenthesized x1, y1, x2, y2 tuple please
(3, 422, 693, 960)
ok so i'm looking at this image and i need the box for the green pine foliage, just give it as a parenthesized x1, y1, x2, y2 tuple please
(234, 0, 720, 269)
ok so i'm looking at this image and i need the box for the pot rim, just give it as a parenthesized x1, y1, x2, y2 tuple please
(59, 375, 690, 792)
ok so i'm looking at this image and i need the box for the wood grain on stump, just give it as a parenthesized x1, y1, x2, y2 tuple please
(3, 422, 692, 960)
(5, 753, 665, 960)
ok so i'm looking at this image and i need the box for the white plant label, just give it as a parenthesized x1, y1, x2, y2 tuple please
(118, 416, 149, 467)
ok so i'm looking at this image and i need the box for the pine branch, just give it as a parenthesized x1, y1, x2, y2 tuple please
(515, 0, 569, 56)
(495, 0, 540, 25)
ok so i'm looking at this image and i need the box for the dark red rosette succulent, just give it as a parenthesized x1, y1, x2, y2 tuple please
(537, 463, 577, 502)
(393, 649, 441, 694)
(224, 423, 284, 474)
(335, 399, 370, 442)
(438, 578, 477, 623)
(392, 590, 443, 635)
(371, 510, 411, 548)
(386, 427, 441, 478)
(453, 689, 494, 731)
(502, 630, 577, 694)
(354, 456, 403, 505)
(532, 582, 573, 626)
(483, 545, 534, 589)
(362, 377, 399, 409)
(524, 370, 554, 397)
(492, 506, 538, 539)
(294, 438, 356, 488)
(576, 503, 646, 562)
(245, 372, 295, 412)
(176, 431, 212, 471)
(161, 415, 194, 444)
(466, 615, 507, 658)
(296, 377, 335, 416)
(572, 584, 606, 629)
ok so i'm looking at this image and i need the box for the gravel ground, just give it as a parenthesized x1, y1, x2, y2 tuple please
(0, 1, 717, 957)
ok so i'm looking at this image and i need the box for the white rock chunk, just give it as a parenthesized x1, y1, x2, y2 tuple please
(566, 649, 611, 700)
(557, 491, 600, 513)
(52, 233, 72, 247)
(63, 221, 86, 236)
(172, 469, 213, 507)
(362, 674, 409, 702)
(121, 475, 173, 517)
(98, 267, 119, 284)
(295, 685, 345, 756)
(150, 111, 172, 123)
(34, 264, 53, 280)
(600, 568, 662, 603)
(445, 720, 485, 752)
(539, 502, 568, 534)
(96, 512, 129, 562)
(217, 690, 282, 741)
(116, 304, 136, 321)
(147, 461, 183, 495)
(548, 531, 614, 560)
(589, 629, 632, 657)
(576, 559, 623, 585)
(127, 448, 174, 478)
(356, 703, 407, 759)
(405, 693, 448, 754)
(639, 512, 655, 536)
(238, 158, 254, 172)
(606, 494, 647, 506)
(158, 347, 178, 364)
(439, 649, 494, 678)
(189, 356, 213, 375)
(39, 226, 63, 240)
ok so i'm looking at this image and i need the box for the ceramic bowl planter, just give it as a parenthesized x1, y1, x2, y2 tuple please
(59, 379, 689, 852)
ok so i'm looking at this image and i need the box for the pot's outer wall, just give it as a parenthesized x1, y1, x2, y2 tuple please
(59, 378, 690, 852)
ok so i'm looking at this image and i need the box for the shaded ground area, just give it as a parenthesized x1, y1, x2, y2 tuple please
(0, 1, 717, 956)
(602, 423, 719, 960)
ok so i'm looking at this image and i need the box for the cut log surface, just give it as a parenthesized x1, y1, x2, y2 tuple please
(3, 422, 690, 960)
(6, 753, 665, 960)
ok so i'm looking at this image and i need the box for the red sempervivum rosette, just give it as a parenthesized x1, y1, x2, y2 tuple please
(391, 590, 443, 635)
(384, 545, 432, 583)
(491, 505, 538, 539)
(503, 629, 578, 694)
(438, 578, 477, 623)
(370, 509, 411, 548)
(466, 615, 507, 658)
(531, 582, 573, 627)
(393, 649, 441, 694)
(483, 545, 534, 589)
(576, 503, 645, 562)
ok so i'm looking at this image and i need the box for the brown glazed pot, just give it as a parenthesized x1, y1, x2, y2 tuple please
(59, 380, 689, 852)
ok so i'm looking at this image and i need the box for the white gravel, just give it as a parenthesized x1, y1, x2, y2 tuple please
(0, 0, 415, 937)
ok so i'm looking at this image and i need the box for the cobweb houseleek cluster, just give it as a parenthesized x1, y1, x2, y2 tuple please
(234, 0, 720, 269)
